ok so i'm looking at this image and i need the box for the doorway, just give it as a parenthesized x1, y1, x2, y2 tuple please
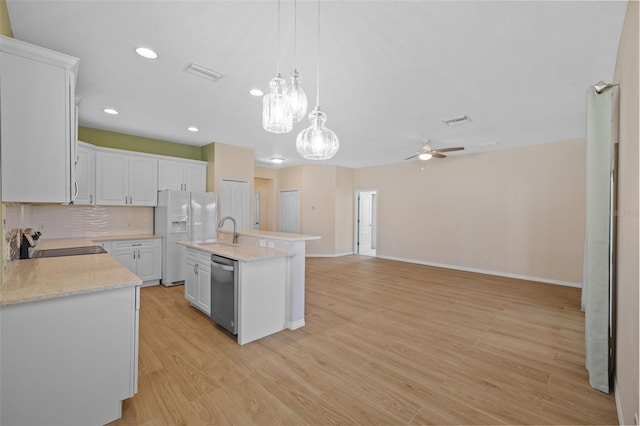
(356, 190, 377, 256)
(278, 190, 300, 233)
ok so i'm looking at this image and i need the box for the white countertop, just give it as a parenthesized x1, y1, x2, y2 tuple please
(1, 239, 141, 307)
(177, 240, 292, 262)
(218, 229, 321, 242)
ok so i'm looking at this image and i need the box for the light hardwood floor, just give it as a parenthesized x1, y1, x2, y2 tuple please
(111, 256, 618, 425)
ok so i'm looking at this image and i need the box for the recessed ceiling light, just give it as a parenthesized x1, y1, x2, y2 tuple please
(187, 126, 199, 132)
(250, 88, 264, 97)
(270, 158, 284, 164)
(103, 108, 119, 115)
(135, 47, 158, 59)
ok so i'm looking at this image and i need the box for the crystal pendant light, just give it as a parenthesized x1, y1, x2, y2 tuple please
(296, 0, 339, 160)
(263, 0, 292, 134)
(288, 0, 308, 123)
(289, 69, 307, 123)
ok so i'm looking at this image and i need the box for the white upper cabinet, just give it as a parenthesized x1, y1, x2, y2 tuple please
(74, 142, 96, 205)
(0, 36, 79, 203)
(129, 156, 158, 205)
(95, 149, 158, 206)
(158, 159, 206, 192)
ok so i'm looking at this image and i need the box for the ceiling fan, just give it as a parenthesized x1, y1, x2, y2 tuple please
(404, 141, 464, 161)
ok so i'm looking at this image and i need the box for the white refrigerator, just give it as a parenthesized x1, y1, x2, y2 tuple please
(155, 190, 217, 286)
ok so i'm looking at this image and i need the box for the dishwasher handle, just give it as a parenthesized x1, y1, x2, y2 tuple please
(211, 255, 235, 272)
(211, 260, 235, 272)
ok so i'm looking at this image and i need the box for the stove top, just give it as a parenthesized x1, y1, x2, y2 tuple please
(32, 245, 108, 258)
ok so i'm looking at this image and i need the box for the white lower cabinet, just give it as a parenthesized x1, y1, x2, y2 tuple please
(112, 239, 161, 284)
(0, 286, 139, 426)
(185, 248, 211, 315)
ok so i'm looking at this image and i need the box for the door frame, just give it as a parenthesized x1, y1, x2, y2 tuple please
(354, 189, 378, 255)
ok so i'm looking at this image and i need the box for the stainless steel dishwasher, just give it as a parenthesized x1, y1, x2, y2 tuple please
(210, 254, 238, 335)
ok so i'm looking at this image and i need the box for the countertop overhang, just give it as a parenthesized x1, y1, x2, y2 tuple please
(177, 240, 292, 262)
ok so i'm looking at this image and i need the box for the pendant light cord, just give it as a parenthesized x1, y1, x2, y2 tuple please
(294, 0, 297, 60)
(277, 0, 281, 74)
(316, 0, 321, 106)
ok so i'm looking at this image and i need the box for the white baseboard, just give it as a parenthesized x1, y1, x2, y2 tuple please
(377, 254, 582, 288)
(614, 375, 627, 426)
(288, 319, 305, 330)
(306, 252, 354, 258)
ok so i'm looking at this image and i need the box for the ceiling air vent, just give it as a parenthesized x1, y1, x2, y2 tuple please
(184, 62, 225, 83)
(442, 115, 471, 127)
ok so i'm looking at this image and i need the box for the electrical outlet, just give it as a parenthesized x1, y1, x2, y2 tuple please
(267, 241, 275, 248)
(259, 239, 266, 247)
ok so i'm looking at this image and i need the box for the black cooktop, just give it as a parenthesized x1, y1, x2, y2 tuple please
(32, 245, 108, 258)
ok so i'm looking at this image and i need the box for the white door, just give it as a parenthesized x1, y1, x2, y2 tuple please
(75, 143, 95, 205)
(220, 179, 249, 230)
(357, 190, 377, 255)
(278, 190, 300, 233)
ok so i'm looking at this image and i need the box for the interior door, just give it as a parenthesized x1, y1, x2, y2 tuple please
(358, 192, 373, 252)
(278, 190, 300, 233)
(220, 179, 249, 230)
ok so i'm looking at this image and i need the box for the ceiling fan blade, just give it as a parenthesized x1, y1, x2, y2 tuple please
(435, 147, 464, 153)
(404, 154, 419, 160)
(432, 152, 447, 159)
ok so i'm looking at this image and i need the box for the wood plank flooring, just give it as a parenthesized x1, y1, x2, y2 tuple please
(111, 256, 618, 425)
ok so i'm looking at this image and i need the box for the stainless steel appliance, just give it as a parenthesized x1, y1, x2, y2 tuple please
(155, 190, 217, 286)
(210, 254, 238, 335)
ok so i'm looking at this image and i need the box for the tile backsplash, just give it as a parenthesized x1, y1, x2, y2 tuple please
(2, 203, 154, 264)
(29, 205, 153, 239)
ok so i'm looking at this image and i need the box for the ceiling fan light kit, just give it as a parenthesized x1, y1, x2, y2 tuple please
(404, 141, 464, 161)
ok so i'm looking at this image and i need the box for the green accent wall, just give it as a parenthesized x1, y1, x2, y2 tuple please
(79, 126, 203, 161)
(0, 0, 13, 37)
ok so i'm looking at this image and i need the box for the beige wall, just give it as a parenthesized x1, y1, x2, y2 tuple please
(300, 166, 337, 255)
(612, 1, 639, 423)
(203, 142, 255, 228)
(335, 167, 355, 255)
(354, 139, 586, 285)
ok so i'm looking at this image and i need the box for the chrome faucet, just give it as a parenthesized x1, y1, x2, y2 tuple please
(218, 216, 238, 244)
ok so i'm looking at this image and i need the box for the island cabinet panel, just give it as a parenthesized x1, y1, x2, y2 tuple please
(237, 257, 288, 345)
(0, 286, 139, 426)
(185, 248, 212, 315)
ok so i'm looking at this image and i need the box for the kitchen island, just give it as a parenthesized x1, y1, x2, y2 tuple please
(0, 239, 141, 426)
(178, 230, 319, 344)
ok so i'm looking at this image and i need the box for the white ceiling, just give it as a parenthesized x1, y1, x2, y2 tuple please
(7, 0, 627, 168)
